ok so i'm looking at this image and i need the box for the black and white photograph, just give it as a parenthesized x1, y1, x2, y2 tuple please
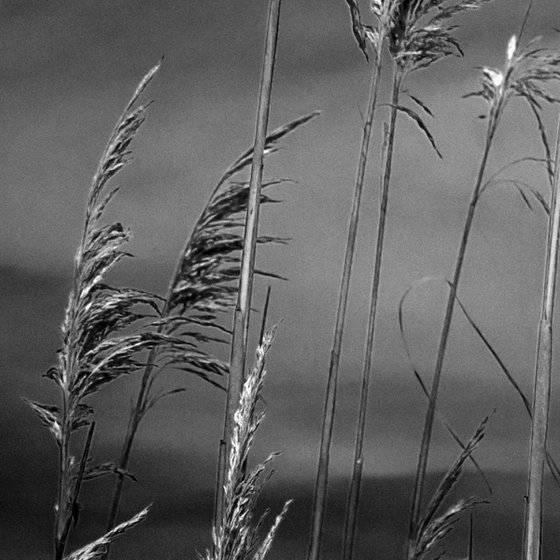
(2, 1, 560, 558)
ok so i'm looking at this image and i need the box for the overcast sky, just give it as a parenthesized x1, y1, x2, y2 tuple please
(3, 1, 560, 558)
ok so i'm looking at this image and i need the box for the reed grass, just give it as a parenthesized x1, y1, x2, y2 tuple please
(524, 119, 560, 560)
(409, 28, 560, 558)
(221, 0, 282, 525)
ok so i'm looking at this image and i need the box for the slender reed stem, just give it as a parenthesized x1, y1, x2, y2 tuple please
(468, 513, 474, 560)
(407, 109, 500, 559)
(105, 343, 161, 536)
(54, 422, 96, 560)
(259, 286, 273, 345)
(105, 240, 191, 555)
(218, 0, 281, 520)
(307, 44, 384, 560)
(342, 67, 402, 560)
(524, 119, 560, 560)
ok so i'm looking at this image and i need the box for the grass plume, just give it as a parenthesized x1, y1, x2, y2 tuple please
(25, 61, 162, 560)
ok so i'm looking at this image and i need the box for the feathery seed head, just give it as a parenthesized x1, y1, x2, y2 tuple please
(345, 0, 493, 71)
(209, 329, 289, 560)
(483, 67, 504, 89)
(467, 35, 560, 127)
(26, 62, 162, 447)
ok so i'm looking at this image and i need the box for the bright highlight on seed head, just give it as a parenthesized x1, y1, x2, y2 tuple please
(483, 67, 504, 88)
(507, 35, 517, 62)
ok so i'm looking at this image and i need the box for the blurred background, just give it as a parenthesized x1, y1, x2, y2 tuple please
(2, 0, 560, 558)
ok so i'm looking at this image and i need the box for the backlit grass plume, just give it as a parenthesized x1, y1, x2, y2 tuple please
(105, 111, 318, 538)
(25, 62, 162, 560)
(205, 328, 291, 560)
(409, 31, 560, 559)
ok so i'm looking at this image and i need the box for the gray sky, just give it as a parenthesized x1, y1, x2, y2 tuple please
(3, 0, 560, 558)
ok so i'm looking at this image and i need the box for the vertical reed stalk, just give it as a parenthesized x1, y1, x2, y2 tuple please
(307, 44, 384, 560)
(341, 67, 402, 560)
(407, 107, 500, 558)
(524, 120, 560, 560)
(219, 0, 281, 520)
(55, 422, 96, 560)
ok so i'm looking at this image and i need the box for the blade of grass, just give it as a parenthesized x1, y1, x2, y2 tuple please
(219, 0, 281, 523)
(523, 117, 560, 560)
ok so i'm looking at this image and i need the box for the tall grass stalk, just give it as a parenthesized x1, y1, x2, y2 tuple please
(524, 120, 560, 560)
(408, 32, 560, 558)
(341, 66, 401, 560)
(307, 9, 386, 558)
(219, 0, 281, 522)
(407, 96, 500, 559)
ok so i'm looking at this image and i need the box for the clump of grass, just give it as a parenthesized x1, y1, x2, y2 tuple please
(205, 328, 291, 560)
(409, 26, 560, 558)
(310, 2, 492, 559)
(25, 62, 162, 560)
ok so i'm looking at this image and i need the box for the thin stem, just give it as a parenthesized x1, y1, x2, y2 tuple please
(105, 199, 195, 541)
(307, 44, 384, 560)
(407, 109, 500, 559)
(219, 0, 281, 521)
(105, 342, 161, 536)
(524, 119, 560, 560)
(54, 417, 70, 560)
(54, 421, 96, 560)
(468, 513, 474, 560)
(259, 286, 273, 346)
(341, 67, 402, 560)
